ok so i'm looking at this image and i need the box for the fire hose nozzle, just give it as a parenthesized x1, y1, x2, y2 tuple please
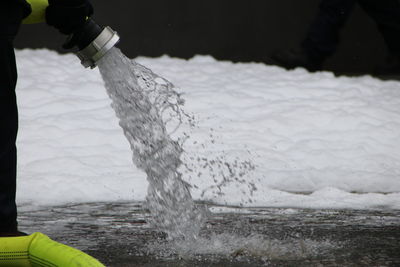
(77, 26, 120, 69)
(64, 19, 120, 69)
(22, 1, 120, 69)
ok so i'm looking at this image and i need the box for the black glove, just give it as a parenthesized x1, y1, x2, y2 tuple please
(46, 0, 94, 35)
(17, 0, 33, 19)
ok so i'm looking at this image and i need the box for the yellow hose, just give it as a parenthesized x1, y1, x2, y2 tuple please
(23, 0, 48, 24)
(0, 232, 105, 267)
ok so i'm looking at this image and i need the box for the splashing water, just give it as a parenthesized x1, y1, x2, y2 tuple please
(98, 48, 206, 240)
(147, 233, 337, 262)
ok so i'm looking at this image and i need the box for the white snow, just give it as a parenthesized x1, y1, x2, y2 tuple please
(15, 49, 400, 210)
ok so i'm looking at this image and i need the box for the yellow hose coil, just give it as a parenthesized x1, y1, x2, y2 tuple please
(0, 232, 105, 267)
(23, 0, 48, 24)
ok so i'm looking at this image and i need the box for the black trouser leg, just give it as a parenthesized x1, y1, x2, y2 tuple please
(358, 0, 400, 57)
(302, 0, 356, 62)
(0, 4, 24, 233)
(0, 39, 18, 233)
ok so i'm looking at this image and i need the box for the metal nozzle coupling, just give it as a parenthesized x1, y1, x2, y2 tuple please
(77, 26, 120, 69)
(64, 19, 120, 69)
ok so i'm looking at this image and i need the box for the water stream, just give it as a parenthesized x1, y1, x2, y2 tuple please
(97, 48, 206, 240)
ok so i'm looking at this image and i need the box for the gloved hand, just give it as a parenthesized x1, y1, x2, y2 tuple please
(17, 0, 33, 19)
(46, 0, 94, 35)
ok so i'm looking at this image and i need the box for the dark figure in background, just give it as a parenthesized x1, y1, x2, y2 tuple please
(0, 0, 93, 237)
(270, 0, 400, 74)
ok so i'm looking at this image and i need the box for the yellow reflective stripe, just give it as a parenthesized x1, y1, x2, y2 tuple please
(0, 235, 32, 266)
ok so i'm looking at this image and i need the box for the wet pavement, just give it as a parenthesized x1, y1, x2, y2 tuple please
(18, 202, 400, 266)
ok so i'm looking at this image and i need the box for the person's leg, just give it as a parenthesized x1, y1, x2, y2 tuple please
(358, 0, 400, 75)
(270, 0, 356, 71)
(0, 3, 25, 234)
(301, 0, 356, 63)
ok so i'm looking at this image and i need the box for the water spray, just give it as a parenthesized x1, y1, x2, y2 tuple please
(23, 0, 205, 240)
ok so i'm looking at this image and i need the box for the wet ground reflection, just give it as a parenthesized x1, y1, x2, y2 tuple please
(18, 202, 400, 266)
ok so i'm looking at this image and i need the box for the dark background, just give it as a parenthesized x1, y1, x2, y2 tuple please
(15, 0, 388, 74)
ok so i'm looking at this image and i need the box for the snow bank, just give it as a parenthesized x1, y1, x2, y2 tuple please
(15, 49, 400, 209)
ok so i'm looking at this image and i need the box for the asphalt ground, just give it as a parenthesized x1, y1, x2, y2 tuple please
(19, 202, 400, 266)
